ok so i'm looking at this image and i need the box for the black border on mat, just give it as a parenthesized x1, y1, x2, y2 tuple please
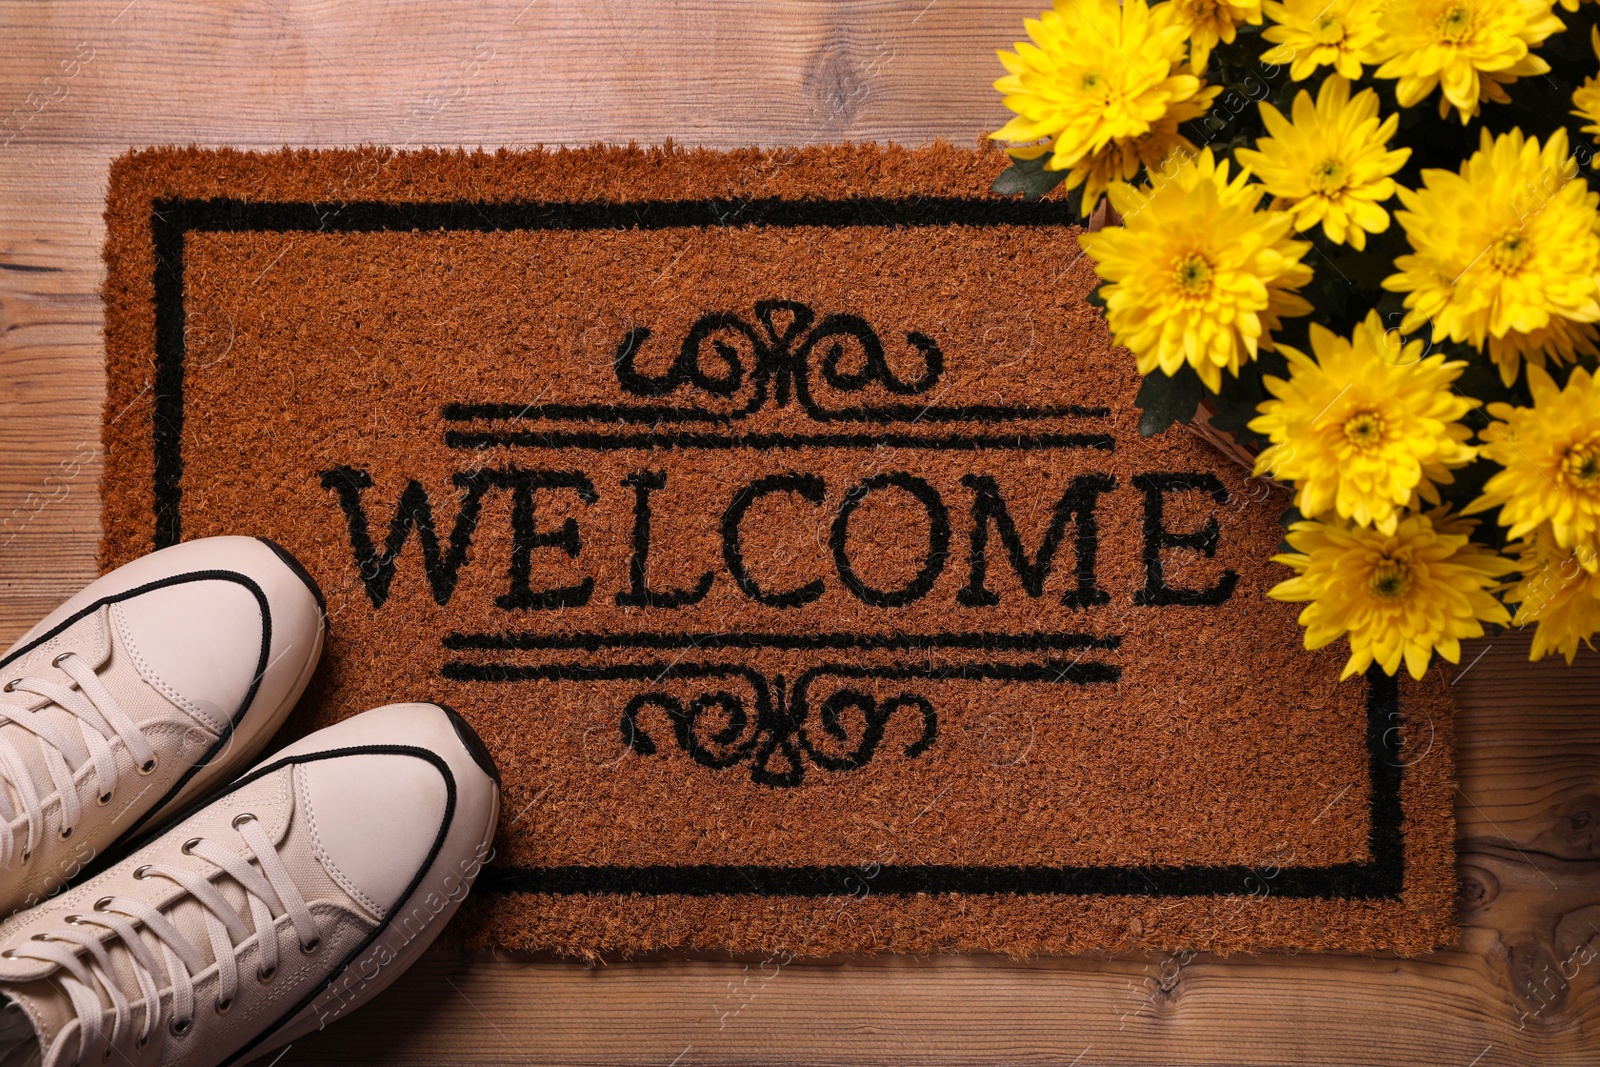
(476, 668, 1403, 898)
(143, 194, 1407, 900)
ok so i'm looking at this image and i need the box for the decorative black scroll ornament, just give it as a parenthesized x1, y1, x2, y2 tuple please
(613, 299, 943, 420)
(619, 667, 937, 787)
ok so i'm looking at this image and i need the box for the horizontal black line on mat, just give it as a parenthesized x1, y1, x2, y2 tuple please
(440, 402, 1113, 424)
(444, 430, 1118, 451)
(457, 668, 1404, 900)
(145, 194, 1095, 548)
(475, 862, 1402, 899)
(441, 631, 1123, 653)
(441, 659, 1119, 685)
(152, 195, 1086, 233)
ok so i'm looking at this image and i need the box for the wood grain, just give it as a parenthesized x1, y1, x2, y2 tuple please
(1, 1, 1597, 1063)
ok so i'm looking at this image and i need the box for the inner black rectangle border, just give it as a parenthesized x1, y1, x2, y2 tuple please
(441, 631, 1123, 653)
(443, 430, 1118, 452)
(145, 194, 1408, 901)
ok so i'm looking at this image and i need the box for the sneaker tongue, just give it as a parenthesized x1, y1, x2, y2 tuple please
(0, 608, 115, 826)
(0, 607, 204, 826)
(147, 771, 358, 976)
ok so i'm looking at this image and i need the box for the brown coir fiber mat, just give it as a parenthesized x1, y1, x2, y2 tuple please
(100, 144, 1456, 957)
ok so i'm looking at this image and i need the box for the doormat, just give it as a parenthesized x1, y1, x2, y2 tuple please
(100, 144, 1456, 957)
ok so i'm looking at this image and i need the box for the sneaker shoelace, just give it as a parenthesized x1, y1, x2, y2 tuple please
(11, 814, 321, 1064)
(0, 653, 158, 867)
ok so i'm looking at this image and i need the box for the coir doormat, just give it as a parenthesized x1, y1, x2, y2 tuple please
(100, 144, 1456, 957)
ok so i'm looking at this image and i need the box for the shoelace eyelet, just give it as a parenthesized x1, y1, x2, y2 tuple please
(96, 791, 113, 807)
(64, 914, 82, 925)
(138, 756, 158, 775)
(256, 964, 277, 983)
(58, 826, 72, 841)
(137, 1035, 149, 1052)
(300, 936, 321, 955)
(100, 1045, 111, 1063)
(168, 1017, 192, 1037)
(231, 812, 257, 829)
(181, 837, 202, 855)
(19, 850, 30, 865)
(133, 864, 152, 880)
(214, 995, 233, 1015)
(94, 896, 113, 912)
(51, 653, 72, 668)
(1, 680, 17, 693)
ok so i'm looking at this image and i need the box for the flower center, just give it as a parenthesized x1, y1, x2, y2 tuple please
(1311, 15, 1346, 43)
(1308, 157, 1349, 195)
(1563, 442, 1600, 490)
(1174, 252, 1214, 296)
(1368, 558, 1413, 601)
(1342, 410, 1387, 448)
(1435, 2, 1474, 40)
(1490, 228, 1532, 273)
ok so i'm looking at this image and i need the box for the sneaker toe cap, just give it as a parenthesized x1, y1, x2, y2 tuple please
(299, 749, 453, 917)
(272, 703, 501, 918)
(16, 536, 325, 731)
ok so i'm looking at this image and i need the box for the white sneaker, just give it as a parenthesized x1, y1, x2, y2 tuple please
(0, 537, 326, 917)
(0, 702, 500, 1067)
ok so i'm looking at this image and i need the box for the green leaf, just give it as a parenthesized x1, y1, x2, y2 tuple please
(1207, 367, 1274, 451)
(1084, 283, 1106, 311)
(1136, 366, 1206, 437)
(992, 155, 1074, 203)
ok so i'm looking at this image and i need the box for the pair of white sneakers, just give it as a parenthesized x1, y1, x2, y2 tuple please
(0, 537, 500, 1066)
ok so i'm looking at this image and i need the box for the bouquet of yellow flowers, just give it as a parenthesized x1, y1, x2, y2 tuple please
(991, 0, 1600, 679)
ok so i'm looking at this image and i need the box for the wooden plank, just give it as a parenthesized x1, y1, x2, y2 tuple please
(1, 1, 1597, 1062)
(0, 0, 1023, 149)
(0, 144, 106, 607)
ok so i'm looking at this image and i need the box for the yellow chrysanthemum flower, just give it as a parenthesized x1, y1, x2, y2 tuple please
(1366, 0, 1565, 124)
(1079, 148, 1313, 392)
(1008, 91, 1221, 214)
(1157, 0, 1264, 74)
(1262, 0, 1383, 80)
(1249, 311, 1477, 534)
(1383, 127, 1600, 385)
(991, 0, 1207, 181)
(1469, 365, 1600, 569)
(1270, 510, 1514, 679)
(1571, 27, 1600, 151)
(1484, 315, 1599, 386)
(1234, 76, 1410, 250)
(1073, 109, 1210, 206)
(1505, 527, 1600, 662)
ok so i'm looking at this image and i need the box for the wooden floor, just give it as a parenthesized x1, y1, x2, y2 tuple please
(1, 2, 1597, 1063)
